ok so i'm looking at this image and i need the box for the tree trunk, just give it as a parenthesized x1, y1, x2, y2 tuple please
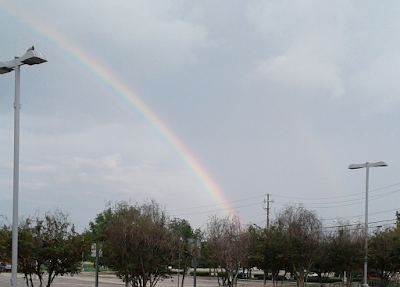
(181, 267, 187, 287)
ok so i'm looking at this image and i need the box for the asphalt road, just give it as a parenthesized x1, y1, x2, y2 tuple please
(0, 272, 268, 287)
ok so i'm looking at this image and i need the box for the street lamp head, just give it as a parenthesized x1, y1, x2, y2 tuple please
(1, 47, 47, 73)
(20, 50, 47, 65)
(0, 61, 14, 74)
(348, 161, 388, 169)
(372, 161, 388, 167)
(348, 163, 365, 169)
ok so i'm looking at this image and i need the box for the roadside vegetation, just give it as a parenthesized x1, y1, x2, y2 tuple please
(1, 201, 400, 287)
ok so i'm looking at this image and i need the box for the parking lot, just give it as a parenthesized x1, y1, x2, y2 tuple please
(0, 272, 268, 287)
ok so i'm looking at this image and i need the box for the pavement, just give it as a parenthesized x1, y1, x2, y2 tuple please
(0, 272, 270, 287)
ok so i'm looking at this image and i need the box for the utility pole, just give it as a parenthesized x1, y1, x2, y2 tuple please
(263, 194, 273, 228)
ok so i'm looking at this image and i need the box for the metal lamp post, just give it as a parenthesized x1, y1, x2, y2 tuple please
(1, 47, 47, 287)
(348, 161, 387, 287)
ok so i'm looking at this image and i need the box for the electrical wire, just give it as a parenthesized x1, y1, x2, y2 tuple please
(168, 182, 400, 222)
(269, 182, 400, 201)
(168, 194, 264, 212)
(170, 201, 261, 217)
(324, 207, 400, 221)
(323, 218, 397, 230)
(273, 189, 400, 209)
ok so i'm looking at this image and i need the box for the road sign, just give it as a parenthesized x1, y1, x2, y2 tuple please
(91, 243, 102, 257)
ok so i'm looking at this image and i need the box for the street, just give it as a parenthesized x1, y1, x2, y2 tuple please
(0, 272, 268, 287)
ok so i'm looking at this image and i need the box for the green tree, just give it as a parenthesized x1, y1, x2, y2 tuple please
(262, 226, 290, 286)
(369, 227, 400, 287)
(2, 211, 85, 287)
(197, 240, 213, 269)
(246, 225, 264, 273)
(312, 233, 333, 283)
(169, 218, 199, 287)
(328, 221, 364, 287)
(88, 206, 113, 269)
(33, 211, 85, 287)
(97, 200, 175, 287)
(276, 205, 322, 287)
(18, 219, 39, 287)
(0, 222, 11, 262)
(80, 229, 95, 265)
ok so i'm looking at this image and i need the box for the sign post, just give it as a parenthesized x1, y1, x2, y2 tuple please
(91, 243, 102, 287)
(188, 238, 201, 287)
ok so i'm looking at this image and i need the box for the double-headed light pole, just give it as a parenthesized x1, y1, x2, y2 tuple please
(348, 161, 387, 287)
(1, 47, 47, 287)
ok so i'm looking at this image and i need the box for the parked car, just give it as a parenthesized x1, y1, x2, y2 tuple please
(358, 269, 389, 279)
(236, 268, 249, 275)
(293, 271, 318, 279)
(0, 263, 11, 272)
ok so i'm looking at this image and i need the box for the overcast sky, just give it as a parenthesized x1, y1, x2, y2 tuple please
(1, 1, 400, 232)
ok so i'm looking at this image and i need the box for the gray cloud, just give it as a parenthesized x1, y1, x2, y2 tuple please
(1, 1, 400, 231)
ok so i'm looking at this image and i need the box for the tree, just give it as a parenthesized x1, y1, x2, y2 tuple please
(312, 232, 333, 283)
(97, 200, 174, 287)
(18, 218, 39, 287)
(369, 227, 400, 287)
(260, 225, 290, 286)
(169, 218, 200, 287)
(0, 221, 11, 263)
(1, 211, 86, 287)
(246, 225, 264, 273)
(34, 211, 84, 287)
(328, 221, 364, 287)
(276, 205, 322, 287)
(206, 214, 250, 287)
(197, 240, 214, 269)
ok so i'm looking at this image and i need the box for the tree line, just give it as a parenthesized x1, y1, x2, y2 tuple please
(1, 200, 400, 287)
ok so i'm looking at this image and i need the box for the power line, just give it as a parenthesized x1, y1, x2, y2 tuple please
(324, 207, 400, 221)
(170, 201, 261, 217)
(169, 182, 400, 221)
(323, 218, 397, 230)
(270, 182, 400, 201)
(168, 194, 264, 212)
(273, 189, 400, 209)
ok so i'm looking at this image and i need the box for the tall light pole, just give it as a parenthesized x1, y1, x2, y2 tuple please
(348, 161, 387, 287)
(1, 47, 47, 287)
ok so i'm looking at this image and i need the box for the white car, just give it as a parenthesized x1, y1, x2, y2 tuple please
(0, 263, 11, 271)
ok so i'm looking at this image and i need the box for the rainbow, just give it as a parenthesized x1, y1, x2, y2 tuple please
(3, 5, 235, 214)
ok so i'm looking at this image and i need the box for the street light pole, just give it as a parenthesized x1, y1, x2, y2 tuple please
(364, 163, 370, 287)
(12, 56, 21, 287)
(348, 161, 387, 287)
(1, 47, 47, 287)
(178, 237, 181, 287)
